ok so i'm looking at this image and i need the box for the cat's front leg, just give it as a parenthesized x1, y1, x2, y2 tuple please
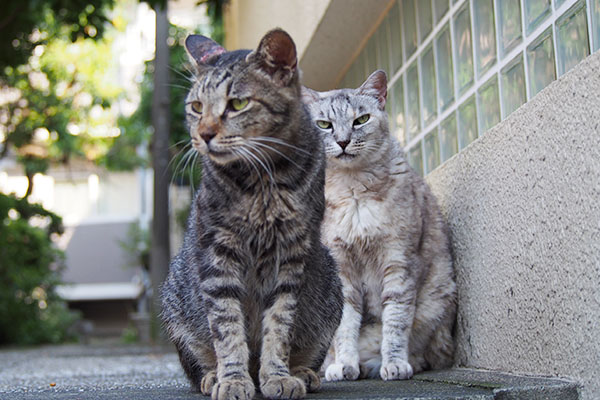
(259, 266, 306, 399)
(325, 284, 362, 381)
(203, 279, 255, 400)
(380, 263, 416, 381)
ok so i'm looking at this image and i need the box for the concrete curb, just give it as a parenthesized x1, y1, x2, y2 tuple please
(0, 344, 580, 399)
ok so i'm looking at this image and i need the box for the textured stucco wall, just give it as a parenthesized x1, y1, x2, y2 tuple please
(426, 51, 600, 400)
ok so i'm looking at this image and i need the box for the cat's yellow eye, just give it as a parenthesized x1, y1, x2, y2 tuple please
(317, 120, 332, 129)
(230, 98, 249, 111)
(354, 114, 370, 125)
(190, 101, 203, 114)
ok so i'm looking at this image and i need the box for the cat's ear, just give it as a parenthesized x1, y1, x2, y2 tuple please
(247, 28, 297, 86)
(185, 34, 226, 67)
(358, 70, 387, 110)
(301, 86, 320, 103)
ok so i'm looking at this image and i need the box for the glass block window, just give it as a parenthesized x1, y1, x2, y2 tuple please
(556, 1, 590, 75)
(424, 129, 441, 173)
(338, 0, 600, 176)
(403, 0, 418, 58)
(524, 0, 552, 34)
(391, 79, 406, 145)
(478, 76, 501, 134)
(440, 113, 458, 162)
(501, 55, 527, 118)
(458, 96, 478, 150)
(421, 45, 437, 125)
(436, 25, 455, 111)
(454, 4, 474, 95)
(406, 62, 420, 140)
(409, 145, 424, 176)
(497, 0, 523, 57)
(434, 0, 450, 23)
(593, 0, 600, 51)
(473, 0, 497, 77)
(418, 0, 434, 42)
(389, 2, 403, 72)
(526, 28, 556, 97)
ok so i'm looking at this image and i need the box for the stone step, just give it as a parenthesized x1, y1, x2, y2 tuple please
(0, 344, 579, 399)
(304, 369, 579, 400)
(2, 370, 579, 400)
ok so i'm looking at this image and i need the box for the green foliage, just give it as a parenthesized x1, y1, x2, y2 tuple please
(120, 325, 139, 344)
(0, 0, 116, 72)
(199, 0, 228, 45)
(0, 193, 79, 345)
(119, 221, 150, 270)
(0, 4, 122, 196)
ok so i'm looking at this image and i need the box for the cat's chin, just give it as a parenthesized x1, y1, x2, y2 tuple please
(206, 148, 239, 164)
(330, 153, 359, 166)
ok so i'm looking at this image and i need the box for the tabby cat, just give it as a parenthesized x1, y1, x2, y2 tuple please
(161, 29, 343, 400)
(303, 70, 456, 381)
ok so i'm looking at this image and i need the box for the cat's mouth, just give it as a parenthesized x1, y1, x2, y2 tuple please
(207, 147, 231, 156)
(336, 152, 356, 160)
(204, 143, 239, 163)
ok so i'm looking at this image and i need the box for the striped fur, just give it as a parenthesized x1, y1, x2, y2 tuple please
(303, 70, 457, 381)
(161, 30, 343, 400)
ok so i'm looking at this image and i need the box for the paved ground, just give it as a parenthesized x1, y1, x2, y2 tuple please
(0, 342, 579, 399)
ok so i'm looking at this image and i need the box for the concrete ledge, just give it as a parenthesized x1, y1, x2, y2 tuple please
(415, 369, 580, 400)
(0, 344, 579, 400)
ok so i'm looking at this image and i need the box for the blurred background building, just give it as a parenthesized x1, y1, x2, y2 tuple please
(0, 0, 209, 339)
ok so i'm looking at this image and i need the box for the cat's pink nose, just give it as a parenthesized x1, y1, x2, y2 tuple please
(200, 131, 217, 143)
(337, 140, 350, 150)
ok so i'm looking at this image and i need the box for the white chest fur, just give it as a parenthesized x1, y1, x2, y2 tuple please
(323, 171, 392, 243)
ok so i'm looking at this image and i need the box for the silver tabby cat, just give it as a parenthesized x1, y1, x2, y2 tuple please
(161, 29, 343, 400)
(303, 70, 456, 381)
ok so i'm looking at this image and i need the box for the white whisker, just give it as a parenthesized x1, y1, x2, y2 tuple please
(170, 146, 196, 187)
(250, 140, 302, 169)
(170, 139, 191, 150)
(244, 142, 277, 175)
(252, 136, 311, 156)
(238, 145, 276, 186)
(235, 147, 266, 194)
(189, 151, 201, 193)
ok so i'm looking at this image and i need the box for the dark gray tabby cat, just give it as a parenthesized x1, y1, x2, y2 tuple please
(303, 70, 456, 382)
(160, 29, 343, 400)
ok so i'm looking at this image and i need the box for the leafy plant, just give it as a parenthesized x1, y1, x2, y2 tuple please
(0, 5, 122, 197)
(0, 193, 79, 345)
(0, 0, 116, 72)
(119, 221, 150, 271)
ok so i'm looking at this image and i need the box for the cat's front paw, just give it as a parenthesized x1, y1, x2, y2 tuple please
(261, 375, 306, 399)
(211, 378, 255, 400)
(324, 362, 360, 381)
(291, 366, 321, 393)
(380, 360, 413, 381)
(201, 370, 217, 396)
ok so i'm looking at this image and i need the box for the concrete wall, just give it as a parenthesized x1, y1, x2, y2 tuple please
(426, 50, 600, 400)
(62, 219, 139, 284)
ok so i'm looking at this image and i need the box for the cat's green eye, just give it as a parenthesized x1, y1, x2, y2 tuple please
(191, 101, 203, 114)
(354, 114, 370, 125)
(317, 120, 332, 129)
(230, 98, 249, 111)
